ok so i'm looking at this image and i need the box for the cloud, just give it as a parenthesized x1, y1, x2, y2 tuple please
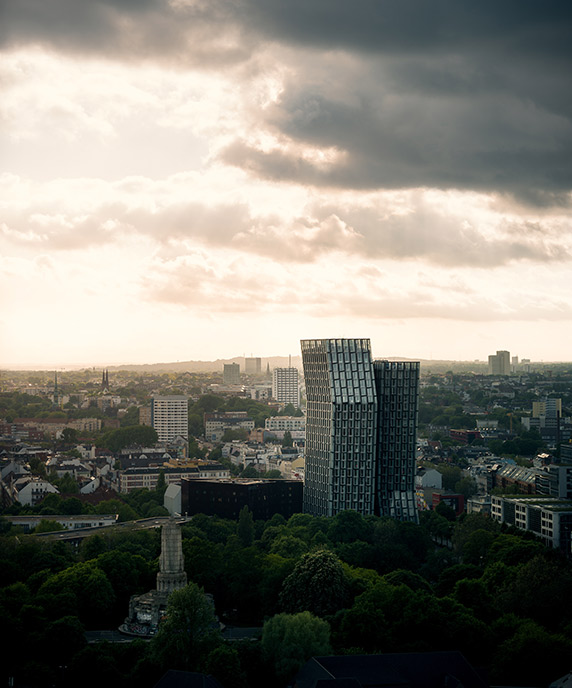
(0, 0, 253, 67)
(138, 249, 572, 324)
(2, 172, 571, 267)
(3, 2, 572, 199)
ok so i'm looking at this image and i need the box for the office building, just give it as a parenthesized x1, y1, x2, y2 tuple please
(488, 350, 510, 375)
(180, 478, 303, 520)
(300, 338, 419, 521)
(245, 357, 262, 375)
(272, 367, 300, 407)
(152, 395, 188, 443)
(223, 363, 241, 384)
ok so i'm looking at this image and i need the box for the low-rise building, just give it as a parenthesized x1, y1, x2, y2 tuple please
(6, 513, 117, 533)
(119, 463, 229, 493)
(13, 477, 59, 506)
(491, 494, 572, 555)
(204, 412, 255, 442)
(180, 477, 303, 519)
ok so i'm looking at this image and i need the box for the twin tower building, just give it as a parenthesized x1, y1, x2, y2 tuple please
(301, 339, 419, 522)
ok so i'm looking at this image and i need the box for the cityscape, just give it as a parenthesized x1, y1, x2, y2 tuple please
(3, 0, 572, 687)
(2, 342, 572, 686)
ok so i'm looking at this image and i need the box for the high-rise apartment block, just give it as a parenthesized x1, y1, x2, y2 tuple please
(272, 367, 300, 407)
(245, 357, 262, 375)
(223, 363, 241, 384)
(488, 350, 510, 375)
(301, 338, 419, 522)
(152, 395, 188, 443)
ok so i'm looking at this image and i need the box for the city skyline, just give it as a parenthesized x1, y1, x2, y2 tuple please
(2, 3, 572, 368)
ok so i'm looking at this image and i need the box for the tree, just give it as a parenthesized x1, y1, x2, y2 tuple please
(240, 464, 259, 479)
(281, 431, 293, 448)
(222, 428, 249, 442)
(38, 562, 115, 627)
(61, 427, 79, 445)
(60, 497, 84, 514)
(151, 583, 220, 671)
(94, 499, 138, 522)
(279, 549, 348, 617)
(155, 470, 167, 496)
(261, 612, 331, 682)
(455, 476, 478, 499)
(98, 425, 158, 452)
(204, 645, 248, 688)
(35, 519, 65, 534)
(237, 506, 254, 547)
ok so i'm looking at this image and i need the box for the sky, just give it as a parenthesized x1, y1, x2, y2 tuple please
(1, 1, 572, 368)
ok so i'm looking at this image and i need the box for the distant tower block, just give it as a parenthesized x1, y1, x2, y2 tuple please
(245, 357, 262, 375)
(223, 362, 241, 384)
(156, 519, 187, 594)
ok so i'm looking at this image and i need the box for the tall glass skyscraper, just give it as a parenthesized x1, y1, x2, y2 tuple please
(301, 339, 419, 521)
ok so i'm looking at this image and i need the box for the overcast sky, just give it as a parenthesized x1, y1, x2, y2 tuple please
(2, 0, 572, 367)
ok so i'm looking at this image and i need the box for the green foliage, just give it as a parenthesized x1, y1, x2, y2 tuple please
(98, 425, 158, 451)
(204, 644, 248, 688)
(151, 582, 221, 671)
(270, 535, 308, 559)
(382, 569, 433, 593)
(34, 519, 65, 534)
(222, 427, 250, 442)
(435, 501, 456, 521)
(240, 464, 259, 478)
(280, 549, 348, 617)
(39, 561, 115, 627)
(262, 611, 331, 682)
(119, 405, 140, 427)
(238, 505, 254, 547)
(94, 499, 138, 522)
(491, 618, 572, 686)
(50, 472, 79, 495)
(435, 464, 462, 490)
(486, 533, 544, 566)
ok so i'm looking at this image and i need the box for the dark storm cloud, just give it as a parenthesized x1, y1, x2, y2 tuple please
(3, 0, 572, 198)
(0, 0, 251, 66)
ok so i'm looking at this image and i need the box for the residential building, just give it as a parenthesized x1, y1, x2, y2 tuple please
(491, 494, 572, 555)
(300, 338, 419, 521)
(488, 350, 510, 375)
(223, 363, 241, 384)
(204, 411, 255, 442)
(272, 367, 300, 407)
(139, 406, 152, 426)
(13, 477, 59, 506)
(533, 398, 562, 419)
(152, 395, 188, 443)
(265, 416, 306, 433)
(119, 463, 228, 493)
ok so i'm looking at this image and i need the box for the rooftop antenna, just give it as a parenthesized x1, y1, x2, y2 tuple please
(289, 354, 292, 367)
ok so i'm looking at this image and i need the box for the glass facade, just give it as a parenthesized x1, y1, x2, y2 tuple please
(301, 339, 419, 521)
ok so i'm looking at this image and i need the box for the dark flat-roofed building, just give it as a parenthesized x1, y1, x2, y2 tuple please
(180, 477, 303, 520)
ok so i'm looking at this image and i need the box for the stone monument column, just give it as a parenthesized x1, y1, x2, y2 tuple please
(156, 518, 188, 594)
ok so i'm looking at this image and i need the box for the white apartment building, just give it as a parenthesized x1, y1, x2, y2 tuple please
(265, 416, 306, 433)
(152, 396, 188, 443)
(272, 367, 300, 407)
